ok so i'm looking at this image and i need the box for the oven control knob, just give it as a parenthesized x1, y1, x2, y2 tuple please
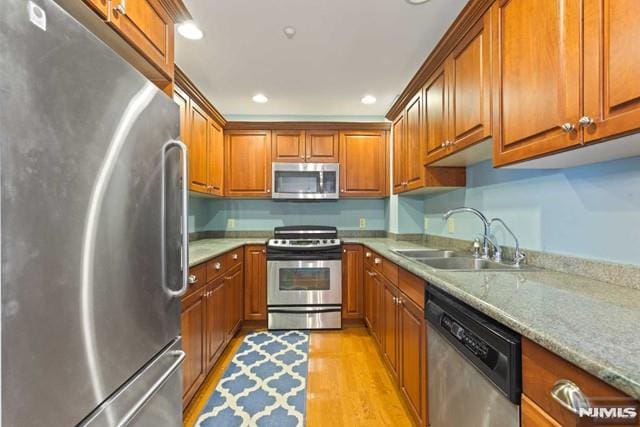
(322, 239, 327, 243)
(330, 239, 336, 244)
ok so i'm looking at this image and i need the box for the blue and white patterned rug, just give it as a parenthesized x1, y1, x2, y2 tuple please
(195, 330, 309, 427)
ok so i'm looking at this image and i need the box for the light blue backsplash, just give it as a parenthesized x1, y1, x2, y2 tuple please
(421, 157, 640, 266)
(189, 198, 387, 231)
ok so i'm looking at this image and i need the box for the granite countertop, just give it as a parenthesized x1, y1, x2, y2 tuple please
(189, 237, 640, 400)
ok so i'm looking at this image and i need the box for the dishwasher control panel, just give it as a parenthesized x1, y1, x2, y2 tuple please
(441, 314, 490, 359)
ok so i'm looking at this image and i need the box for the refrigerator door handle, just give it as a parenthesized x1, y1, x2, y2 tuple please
(162, 139, 189, 298)
(115, 349, 186, 427)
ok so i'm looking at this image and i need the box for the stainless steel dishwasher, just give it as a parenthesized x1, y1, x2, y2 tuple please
(426, 287, 521, 427)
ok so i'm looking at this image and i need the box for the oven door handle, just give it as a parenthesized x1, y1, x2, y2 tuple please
(269, 306, 342, 314)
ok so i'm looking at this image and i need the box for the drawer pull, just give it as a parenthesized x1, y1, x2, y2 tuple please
(214, 262, 221, 270)
(374, 257, 382, 265)
(232, 253, 239, 260)
(365, 252, 372, 258)
(367, 271, 377, 277)
(188, 274, 198, 284)
(550, 379, 591, 415)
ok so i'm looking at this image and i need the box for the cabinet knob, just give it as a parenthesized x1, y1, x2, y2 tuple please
(114, 0, 126, 14)
(550, 380, 590, 415)
(214, 262, 221, 270)
(266, 189, 271, 193)
(560, 122, 576, 133)
(578, 116, 595, 127)
(374, 258, 382, 265)
(367, 271, 376, 277)
(188, 274, 198, 284)
(262, 249, 266, 254)
(340, 189, 344, 193)
(343, 249, 346, 253)
(232, 253, 238, 260)
(365, 252, 371, 258)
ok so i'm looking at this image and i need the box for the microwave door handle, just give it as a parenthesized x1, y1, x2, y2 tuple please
(319, 171, 324, 194)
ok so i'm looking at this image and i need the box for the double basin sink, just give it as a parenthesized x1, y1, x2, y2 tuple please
(392, 249, 533, 272)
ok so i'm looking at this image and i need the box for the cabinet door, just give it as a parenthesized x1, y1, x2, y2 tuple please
(381, 280, 399, 379)
(491, 0, 581, 166)
(583, 0, 640, 142)
(224, 265, 243, 340)
(341, 244, 364, 320)
(305, 130, 340, 162)
(339, 130, 388, 197)
(205, 279, 226, 369)
(272, 130, 305, 162)
(83, 0, 109, 19)
(424, 66, 450, 164)
(392, 113, 406, 194)
(225, 131, 272, 197)
(244, 245, 267, 320)
(399, 294, 427, 425)
(404, 91, 424, 191)
(448, 13, 491, 151)
(188, 102, 209, 193)
(181, 288, 207, 406)
(108, 0, 174, 78)
(208, 120, 224, 196)
(173, 86, 190, 146)
(521, 395, 561, 427)
(364, 266, 382, 345)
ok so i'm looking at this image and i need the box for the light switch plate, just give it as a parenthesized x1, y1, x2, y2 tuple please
(227, 218, 236, 229)
(359, 218, 366, 229)
(447, 218, 455, 234)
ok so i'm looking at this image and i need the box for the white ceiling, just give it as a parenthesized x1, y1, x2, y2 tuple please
(176, 0, 468, 118)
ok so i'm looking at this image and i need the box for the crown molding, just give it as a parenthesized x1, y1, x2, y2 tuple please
(158, 0, 192, 22)
(174, 66, 227, 126)
(224, 121, 391, 131)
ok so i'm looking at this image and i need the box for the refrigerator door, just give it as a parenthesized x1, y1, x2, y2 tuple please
(0, 0, 185, 425)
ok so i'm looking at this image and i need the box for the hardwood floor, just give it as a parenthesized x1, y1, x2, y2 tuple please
(182, 326, 415, 427)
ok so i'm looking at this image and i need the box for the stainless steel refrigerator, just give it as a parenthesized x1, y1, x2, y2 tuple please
(1, 0, 189, 425)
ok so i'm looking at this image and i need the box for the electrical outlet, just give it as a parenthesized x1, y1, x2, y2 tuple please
(447, 218, 455, 234)
(227, 218, 236, 229)
(359, 218, 366, 229)
(424, 216, 429, 231)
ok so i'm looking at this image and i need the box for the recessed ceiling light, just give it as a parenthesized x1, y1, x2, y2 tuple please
(405, 0, 430, 4)
(283, 26, 297, 39)
(252, 94, 268, 104)
(177, 21, 204, 40)
(361, 95, 377, 105)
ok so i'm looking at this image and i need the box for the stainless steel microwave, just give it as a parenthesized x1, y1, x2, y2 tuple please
(272, 162, 339, 199)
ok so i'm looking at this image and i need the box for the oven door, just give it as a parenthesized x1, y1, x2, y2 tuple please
(267, 259, 342, 306)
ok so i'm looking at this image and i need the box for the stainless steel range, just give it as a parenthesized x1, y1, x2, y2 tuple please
(267, 226, 342, 330)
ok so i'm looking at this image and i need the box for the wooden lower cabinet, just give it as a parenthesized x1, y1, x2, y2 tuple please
(224, 265, 244, 339)
(399, 294, 427, 425)
(204, 279, 225, 369)
(342, 244, 364, 319)
(244, 245, 267, 320)
(521, 395, 561, 427)
(381, 279, 399, 379)
(181, 287, 207, 406)
(364, 264, 382, 345)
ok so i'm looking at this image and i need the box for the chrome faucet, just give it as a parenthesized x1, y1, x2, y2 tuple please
(442, 207, 491, 259)
(489, 218, 526, 266)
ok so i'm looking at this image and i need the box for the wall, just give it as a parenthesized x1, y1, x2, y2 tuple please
(189, 197, 387, 232)
(421, 157, 640, 266)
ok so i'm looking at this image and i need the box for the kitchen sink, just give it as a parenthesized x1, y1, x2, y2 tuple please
(392, 249, 466, 258)
(417, 257, 532, 271)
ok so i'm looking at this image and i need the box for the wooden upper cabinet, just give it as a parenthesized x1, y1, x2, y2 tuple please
(448, 12, 491, 151)
(392, 113, 406, 194)
(188, 102, 209, 193)
(208, 121, 224, 196)
(491, 0, 582, 166)
(339, 130, 388, 197)
(83, 0, 109, 19)
(583, 0, 640, 143)
(305, 130, 340, 162)
(173, 86, 189, 144)
(108, 0, 174, 78)
(424, 66, 449, 164)
(342, 244, 364, 320)
(225, 131, 272, 197)
(244, 245, 267, 321)
(404, 92, 423, 191)
(272, 130, 306, 162)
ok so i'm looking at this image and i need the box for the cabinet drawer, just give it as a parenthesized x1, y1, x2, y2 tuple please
(206, 255, 226, 282)
(398, 268, 425, 309)
(522, 338, 636, 426)
(225, 248, 244, 271)
(372, 254, 398, 285)
(185, 264, 206, 297)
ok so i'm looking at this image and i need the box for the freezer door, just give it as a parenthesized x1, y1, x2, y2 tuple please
(0, 0, 185, 425)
